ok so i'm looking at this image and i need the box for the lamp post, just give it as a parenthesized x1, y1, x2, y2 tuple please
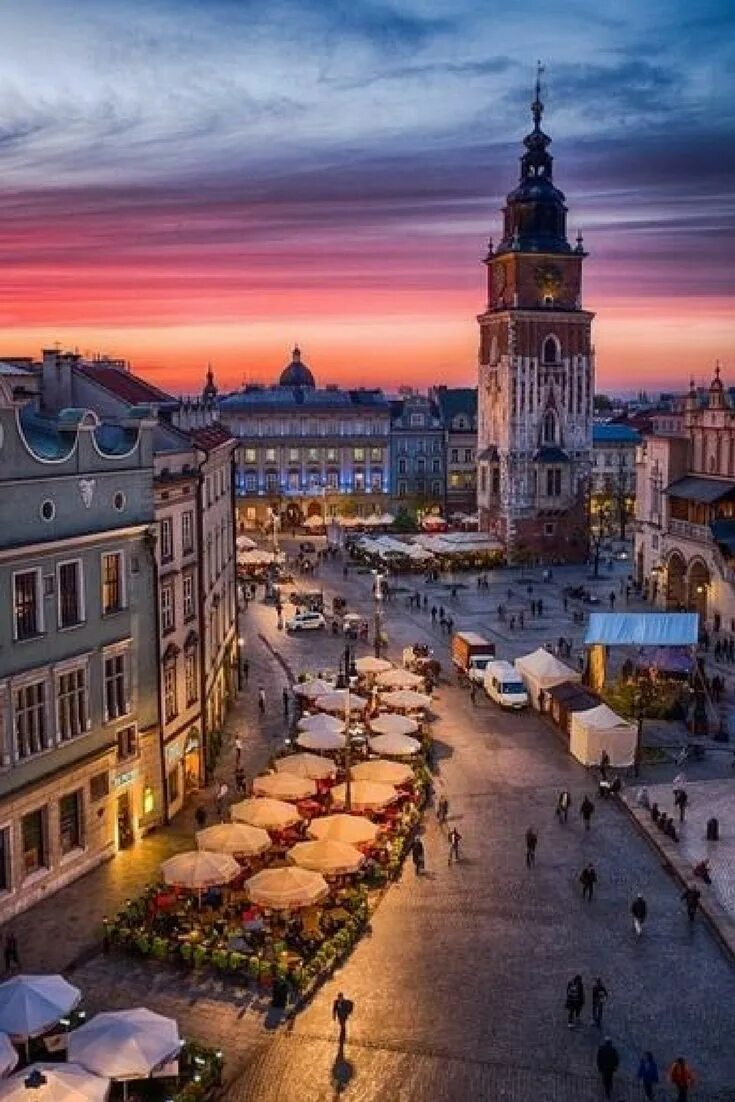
(372, 570, 384, 658)
(269, 505, 280, 555)
(341, 644, 357, 812)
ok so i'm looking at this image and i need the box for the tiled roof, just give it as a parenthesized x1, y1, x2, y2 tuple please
(78, 363, 175, 406)
(593, 423, 641, 443)
(219, 385, 389, 412)
(190, 424, 234, 451)
(433, 387, 477, 420)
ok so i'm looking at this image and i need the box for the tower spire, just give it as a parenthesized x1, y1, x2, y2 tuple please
(532, 61, 544, 130)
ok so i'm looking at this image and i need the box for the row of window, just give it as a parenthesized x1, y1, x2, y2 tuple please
(0, 792, 87, 888)
(8, 649, 131, 763)
(160, 570, 197, 635)
(12, 552, 125, 642)
(206, 519, 234, 590)
(449, 448, 475, 464)
(396, 480, 443, 498)
(234, 421, 388, 438)
(205, 465, 230, 507)
(478, 466, 563, 498)
(159, 511, 195, 562)
(397, 457, 443, 475)
(238, 470, 384, 494)
(163, 649, 198, 725)
(239, 446, 384, 464)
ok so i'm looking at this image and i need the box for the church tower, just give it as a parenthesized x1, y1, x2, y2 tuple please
(477, 67, 594, 563)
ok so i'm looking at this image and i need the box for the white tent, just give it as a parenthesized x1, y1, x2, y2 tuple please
(68, 1009, 182, 1082)
(0, 976, 81, 1041)
(0, 1064, 108, 1102)
(569, 704, 637, 768)
(515, 648, 579, 708)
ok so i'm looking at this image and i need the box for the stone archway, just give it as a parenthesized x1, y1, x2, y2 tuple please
(306, 500, 323, 518)
(687, 559, 710, 622)
(665, 551, 686, 609)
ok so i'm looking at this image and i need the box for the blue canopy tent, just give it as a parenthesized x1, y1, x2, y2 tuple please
(583, 613, 699, 692)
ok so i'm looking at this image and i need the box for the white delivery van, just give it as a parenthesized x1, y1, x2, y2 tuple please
(483, 660, 529, 710)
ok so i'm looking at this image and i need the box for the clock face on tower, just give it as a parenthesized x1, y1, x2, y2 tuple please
(534, 264, 563, 297)
(492, 264, 506, 299)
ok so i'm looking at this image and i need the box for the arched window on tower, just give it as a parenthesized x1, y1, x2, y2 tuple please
(490, 335, 498, 364)
(542, 335, 561, 365)
(542, 410, 557, 445)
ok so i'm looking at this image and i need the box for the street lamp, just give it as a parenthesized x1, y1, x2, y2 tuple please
(372, 570, 384, 658)
(268, 505, 280, 555)
(341, 644, 358, 811)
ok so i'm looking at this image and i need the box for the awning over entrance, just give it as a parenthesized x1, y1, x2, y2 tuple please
(664, 476, 735, 504)
(711, 518, 735, 554)
(584, 612, 698, 646)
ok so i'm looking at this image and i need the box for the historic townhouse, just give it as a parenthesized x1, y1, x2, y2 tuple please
(389, 392, 445, 519)
(432, 387, 478, 517)
(0, 364, 160, 920)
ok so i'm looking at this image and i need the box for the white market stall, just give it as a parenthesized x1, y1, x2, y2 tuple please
(569, 704, 637, 768)
(515, 648, 580, 709)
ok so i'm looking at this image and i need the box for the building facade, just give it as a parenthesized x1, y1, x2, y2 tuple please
(432, 387, 478, 516)
(389, 392, 445, 519)
(476, 74, 594, 563)
(38, 349, 238, 800)
(635, 369, 735, 630)
(591, 422, 641, 539)
(219, 348, 392, 529)
(0, 368, 161, 921)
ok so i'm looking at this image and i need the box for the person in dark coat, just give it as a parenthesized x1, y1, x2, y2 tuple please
(591, 977, 608, 1027)
(411, 836, 425, 875)
(580, 795, 595, 830)
(525, 827, 538, 868)
(637, 1051, 659, 1100)
(565, 974, 584, 1027)
(631, 893, 648, 937)
(669, 1056, 695, 1101)
(332, 992, 353, 1048)
(580, 863, 597, 903)
(596, 1037, 620, 1099)
(681, 885, 701, 921)
(674, 787, 689, 822)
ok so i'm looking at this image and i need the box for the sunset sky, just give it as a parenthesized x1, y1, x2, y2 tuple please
(0, 0, 732, 394)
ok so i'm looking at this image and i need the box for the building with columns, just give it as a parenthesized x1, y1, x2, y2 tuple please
(219, 347, 392, 529)
(476, 73, 594, 563)
(634, 368, 735, 630)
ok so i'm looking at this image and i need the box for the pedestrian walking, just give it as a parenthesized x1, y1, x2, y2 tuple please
(609, 591, 616, 610)
(596, 1037, 620, 1099)
(674, 787, 688, 822)
(681, 885, 701, 922)
(235, 767, 246, 795)
(431, 606, 437, 624)
(234, 736, 243, 765)
(437, 796, 449, 825)
(580, 862, 597, 902)
(258, 687, 266, 713)
(669, 1057, 695, 1102)
(580, 795, 595, 830)
(470, 681, 478, 705)
(282, 687, 290, 718)
(637, 1052, 659, 1100)
(519, 611, 525, 629)
(631, 892, 647, 937)
(556, 789, 571, 823)
(277, 610, 284, 631)
(242, 657, 250, 682)
(591, 977, 608, 1027)
(565, 974, 584, 1027)
(215, 781, 229, 821)
(525, 827, 538, 868)
(411, 836, 425, 875)
(599, 749, 610, 779)
(447, 827, 462, 865)
(3, 933, 19, 973)
(537, 597, 543, 616)
(332, 992, 354, 1048)
(194, 804, 207, 829)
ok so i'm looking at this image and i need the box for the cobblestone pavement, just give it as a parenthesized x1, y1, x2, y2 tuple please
(12, 549, 735, 1100)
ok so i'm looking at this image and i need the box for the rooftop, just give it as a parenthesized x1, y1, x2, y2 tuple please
(592, 423, 642, 444)
(78, 362, 176, 407)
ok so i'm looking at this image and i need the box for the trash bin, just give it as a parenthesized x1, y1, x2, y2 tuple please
(706, 817, 719, 842)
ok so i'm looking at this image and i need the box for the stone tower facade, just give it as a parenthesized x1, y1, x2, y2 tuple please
(477, 70, 594, 563)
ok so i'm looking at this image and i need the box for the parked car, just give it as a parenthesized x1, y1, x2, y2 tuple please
(285, 611, 326, 633)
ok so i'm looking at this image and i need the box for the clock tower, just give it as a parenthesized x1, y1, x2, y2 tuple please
(477, 67, 594, 563)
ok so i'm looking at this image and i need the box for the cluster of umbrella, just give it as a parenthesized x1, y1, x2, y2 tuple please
(0, 975, 183, 1101)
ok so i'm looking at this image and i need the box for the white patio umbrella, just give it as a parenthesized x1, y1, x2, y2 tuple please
(297, 712, 344, 734)
(293, 678, 334, 699)
(355, 656, 393, 675)
(376, 668, 424, 690)
(0, 1064, 108, 1102)
(161, 850, 241, 890)
(352, 760, 415, 786)
(368, 733, 421, 757)
(245, 867, 329, 910)
(231, 797, 302, 830)
(296, 728, 346, 752)
(369, 713, 419, 737)
(288, 840, 365, 876)
(69, 1008, 182, 1082)
(307, 814, 379, 845)
(0, 1034, 17, 1078)
(379, 512, 395, 525)
(303, 514, 324, 529)
(236, 535, 257, 551)
(381, 689, 432, 711)
(275, 753, 337, 781)
(195, 823, 271, 858)
(0, 976, 81, 1041)
(252, 772, 316, 801)
(317, 690, 367, 715)
(330, 780, 397, 812)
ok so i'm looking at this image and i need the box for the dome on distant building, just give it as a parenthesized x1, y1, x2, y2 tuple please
(279, 346, 315, 388)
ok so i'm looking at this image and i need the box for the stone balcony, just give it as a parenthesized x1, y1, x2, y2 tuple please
(668, 518, 712, 543)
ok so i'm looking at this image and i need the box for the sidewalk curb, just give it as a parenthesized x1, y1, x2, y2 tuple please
(618, 795, 735, 967)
